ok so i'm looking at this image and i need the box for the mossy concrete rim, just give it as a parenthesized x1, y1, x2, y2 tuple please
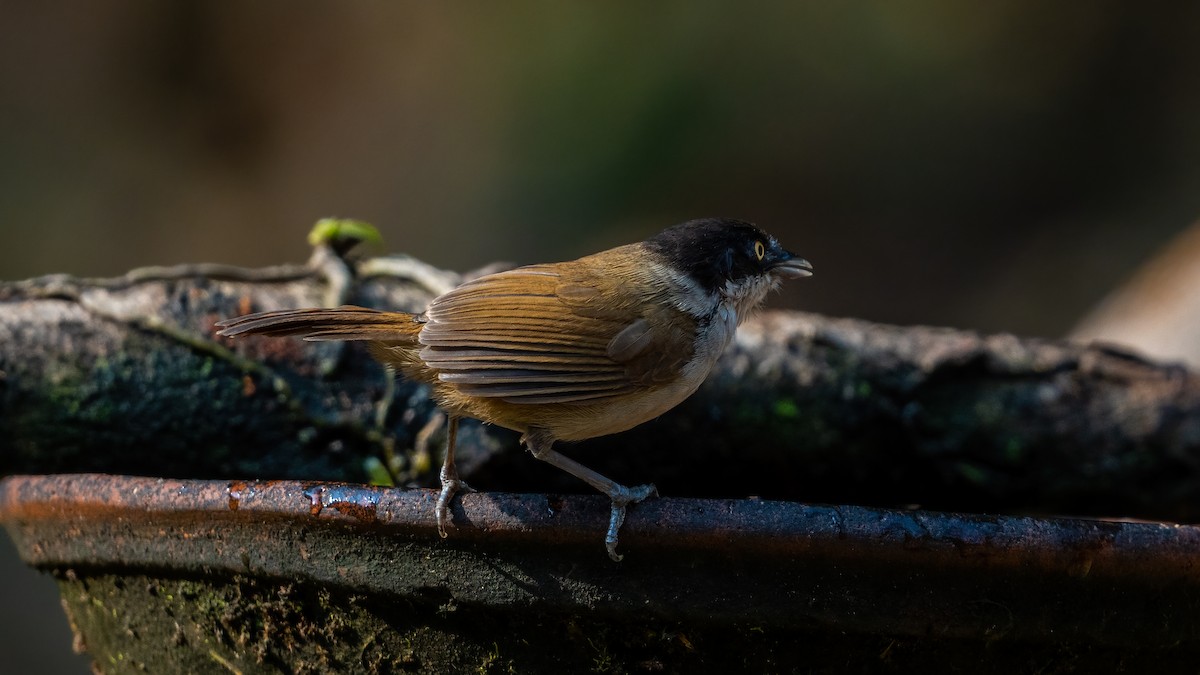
(3, 473, 1200, 650)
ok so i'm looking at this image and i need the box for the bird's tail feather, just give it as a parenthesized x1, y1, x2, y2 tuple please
(215, 305, 423, 343)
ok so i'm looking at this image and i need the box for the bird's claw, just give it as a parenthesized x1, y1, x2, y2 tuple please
(436, 467, 473, 538)
(605, 483, 658, 562)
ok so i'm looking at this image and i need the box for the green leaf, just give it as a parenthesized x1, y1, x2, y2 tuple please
(308, 218, 384, 248)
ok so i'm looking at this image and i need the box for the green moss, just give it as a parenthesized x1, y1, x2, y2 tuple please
(772, 398, 800, 419)
(308, 218, 383, 249)
(973, 399, 1005, 427)
(476, 641, 516, 674)
(53, 570, 1190, 674)
(733, 400, 767, 426)
(1003, 437, 1025, 463)
(956, 462, 989, 485)
(1, 332, 388, 481)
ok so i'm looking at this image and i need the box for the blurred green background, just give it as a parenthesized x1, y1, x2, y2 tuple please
(2, 3, 1199, 672)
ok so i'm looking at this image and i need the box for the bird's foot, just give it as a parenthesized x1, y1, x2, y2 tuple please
(435, 465, 474, 538)
(605, 483, 658, 562)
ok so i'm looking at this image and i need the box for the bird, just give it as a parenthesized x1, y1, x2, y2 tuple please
(216, 217, 812, 560)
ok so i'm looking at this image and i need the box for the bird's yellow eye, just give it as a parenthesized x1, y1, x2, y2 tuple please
(754, 240, 766, 261)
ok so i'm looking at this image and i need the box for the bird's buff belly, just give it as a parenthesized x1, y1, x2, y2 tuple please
(543, 376, 707, 441)
(436, 365, 711, 442)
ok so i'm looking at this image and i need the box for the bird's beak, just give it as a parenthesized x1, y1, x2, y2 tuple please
(771, 252, 814, 279)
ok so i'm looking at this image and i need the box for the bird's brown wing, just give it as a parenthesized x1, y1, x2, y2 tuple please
(419, 262, 695, 405)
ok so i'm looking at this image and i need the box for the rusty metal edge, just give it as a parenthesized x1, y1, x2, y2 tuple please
(3, 473, 1200, 647)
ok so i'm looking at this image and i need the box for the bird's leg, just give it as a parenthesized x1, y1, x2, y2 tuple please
(435, 415, 472, 537)
(523, 428, 658, 562)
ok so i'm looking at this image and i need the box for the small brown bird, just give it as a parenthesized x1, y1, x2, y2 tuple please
(217, 218, 812, 560)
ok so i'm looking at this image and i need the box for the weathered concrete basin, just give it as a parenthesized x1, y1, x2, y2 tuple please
(3, 473, 1199, 672)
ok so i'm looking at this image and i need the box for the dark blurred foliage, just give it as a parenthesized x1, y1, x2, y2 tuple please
(2, 3, 1198, 335)
(2, 4, 1199, 672)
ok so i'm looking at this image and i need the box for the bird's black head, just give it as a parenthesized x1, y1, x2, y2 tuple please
(645, 218, 812, 293)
